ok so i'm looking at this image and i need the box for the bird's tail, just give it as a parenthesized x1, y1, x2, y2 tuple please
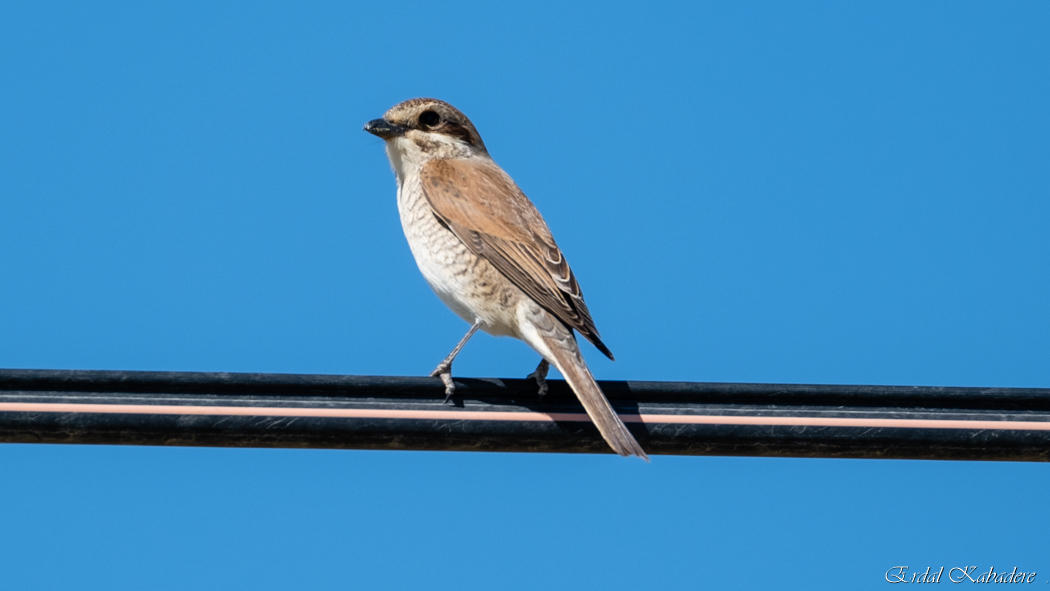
(528, 322, 649, 460)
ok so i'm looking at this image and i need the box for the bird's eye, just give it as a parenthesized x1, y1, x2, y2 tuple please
(419, 110, 441, 128)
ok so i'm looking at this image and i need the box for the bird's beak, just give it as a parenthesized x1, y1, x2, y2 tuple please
(364, 118, 406, 139)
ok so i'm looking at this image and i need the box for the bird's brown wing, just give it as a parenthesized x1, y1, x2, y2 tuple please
(419, 157, 613, 359)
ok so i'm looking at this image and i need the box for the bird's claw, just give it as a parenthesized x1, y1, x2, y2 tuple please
(431, 362, 456, 403)
(527, 359, 550, 399)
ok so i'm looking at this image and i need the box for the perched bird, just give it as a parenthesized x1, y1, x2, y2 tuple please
(364, 98, 647, 459)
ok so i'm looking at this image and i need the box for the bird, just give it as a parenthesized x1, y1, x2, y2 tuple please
(364, 98, 648, 460)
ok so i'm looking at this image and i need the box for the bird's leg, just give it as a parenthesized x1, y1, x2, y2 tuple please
(527, 359, 550, 399)
(431, 319, 482, 403)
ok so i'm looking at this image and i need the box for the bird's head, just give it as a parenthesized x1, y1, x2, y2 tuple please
(364, 98, 488, 162)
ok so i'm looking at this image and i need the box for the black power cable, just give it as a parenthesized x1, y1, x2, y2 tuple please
(1, 369, 1047, 461)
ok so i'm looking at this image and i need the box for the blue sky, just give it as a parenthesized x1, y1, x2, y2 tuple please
(1, 2, 1048, 589)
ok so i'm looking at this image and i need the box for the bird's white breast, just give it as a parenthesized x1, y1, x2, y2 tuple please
(386, 138, 522, 338)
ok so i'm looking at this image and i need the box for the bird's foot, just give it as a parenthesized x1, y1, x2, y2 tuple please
(527, 359, 550, 399)
(430, 362, 456, 403)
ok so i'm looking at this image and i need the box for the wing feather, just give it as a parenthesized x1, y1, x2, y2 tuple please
(420, 158, 613, 359)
